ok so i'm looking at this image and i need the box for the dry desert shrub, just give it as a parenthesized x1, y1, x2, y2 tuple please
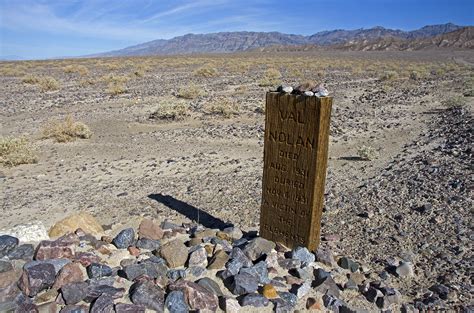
(0, 137, 38, 167)
(204, 97, 239, 118)
(64, 64, 89, 76)
(194, 65, 219, 78)
(380, 71, 399, 81)
(177, 84, 204, 99)
(149, 98, 190, 121)
(79, 78, 95, 87)
(442, 96, 466, 108)
(102, 74, 129, 84)
(258, 68, 281, 87)
(42, 115, 93, 143)
(22, 74, 41, 84)
(0, 66, 25, 77)
(107, 81, 127, 95)
(38, 76, 60, 92)
(357, 145, 378, 161)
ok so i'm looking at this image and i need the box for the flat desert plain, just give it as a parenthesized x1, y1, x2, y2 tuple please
(1, 50, 472, 307)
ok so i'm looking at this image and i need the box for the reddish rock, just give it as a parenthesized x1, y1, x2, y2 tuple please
(75, 252, 101, 267)
(18, 262, 56, 297)
(101, 236, 113, 244)
(52, 262, 84, 290)
(35, 234, 79, 260)
(285, 275, 304, 285)
(169, 279, 218, 311)
(306, 297, 322, 310)
(138, 219, 164, 240)
(128, 246, 140, 256)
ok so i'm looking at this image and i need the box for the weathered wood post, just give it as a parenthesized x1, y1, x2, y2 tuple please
(259, 92, 332, 251)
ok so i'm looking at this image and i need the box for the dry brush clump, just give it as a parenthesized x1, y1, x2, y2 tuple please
(22, 75, 60, 92)
(41, 115, 93, 143)
(177, 84, 204, 99)
(149, 98, 190, 121)
(194, 65, 219, 78)
(258, 68, 282, 87)
(204, 97, 239, 118)
(63, 64, 89, 76)
(0, 137, 38, 167)
(357, 145, 378, 161)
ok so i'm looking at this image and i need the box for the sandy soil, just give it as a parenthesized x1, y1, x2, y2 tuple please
(1, 50, 472, 309)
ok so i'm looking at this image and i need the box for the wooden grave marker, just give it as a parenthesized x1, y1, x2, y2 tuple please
(259, 92, 332, 251)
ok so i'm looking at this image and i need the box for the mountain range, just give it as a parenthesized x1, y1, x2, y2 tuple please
(93, 23, 471, 57)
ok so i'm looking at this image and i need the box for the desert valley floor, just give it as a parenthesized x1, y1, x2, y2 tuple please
(1, 50, 473, 310)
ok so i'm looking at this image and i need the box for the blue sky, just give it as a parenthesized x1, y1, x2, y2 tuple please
(1, 0, 473, 59)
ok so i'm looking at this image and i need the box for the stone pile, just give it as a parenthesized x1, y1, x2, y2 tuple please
(0, 215, 408, 312)
(276, 83, 329, 97)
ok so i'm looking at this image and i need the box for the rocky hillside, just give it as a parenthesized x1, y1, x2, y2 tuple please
(94, 23, 466, 56)
(334, 26, 474, 51)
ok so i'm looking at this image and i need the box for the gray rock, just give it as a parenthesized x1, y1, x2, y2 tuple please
(278, 291, 297, 308)
(338, 257, 359, 272)
(243, 237, 275, 260)
(18, 262, 56, 296)
(59, 305, 89, 313)
(376, 287, 401, 309)
(0, 235, 19, 258)
(278, 258, 301, 269)
(222, 227, 243, 240)
(84, 284, 125, 303)
(365, 286, 383, 303)
(25, 258, 71, 274)
(167, 269, 186, 281)
(114, 303, 146, 313)
(123, 262, 167, 281)
(240, 293, 269, 307)
(0, 260, 13, 273)
(90, 294, 114, 313)
(314, 268, 330, 285)
(130, 280, 165, 312)
(272, 298, 292, 313)
(61, 282, 89, 305)
(323, 294, 353, 312)
(291, 267, 312, 280)
(187, 246, 207, 268)
(87, 263, 112, 279)
(278, 85, 293, 94)
(165, 290, 189, 313)
(291, 246, 315, 266)
(7, 244, 34, 260)
(135, 238, 160, 250)
(294, 281, 311, 298)
(225, 247, 252, 276)
(239, 260, 270, 284)
(112, 228, 135, 249)
(429, 284, 450, 300)
(231, 272, 258, 295)
(197, 277, 223, 297)
(186, 266, 206, 277)
(314, 274, 340, 297)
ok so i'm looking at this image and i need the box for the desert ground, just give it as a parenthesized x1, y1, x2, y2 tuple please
(1, 50, 472, 310)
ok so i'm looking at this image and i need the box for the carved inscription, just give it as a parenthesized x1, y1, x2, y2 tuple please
(259, 92, 332, 251)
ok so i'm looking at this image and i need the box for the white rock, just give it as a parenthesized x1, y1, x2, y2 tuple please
(304, 91, 314, 96)
(224, 297, 241, 313)
(0, 221, 49, 243)
(282, 86, 293, 93)
(396, 261, 414, 278)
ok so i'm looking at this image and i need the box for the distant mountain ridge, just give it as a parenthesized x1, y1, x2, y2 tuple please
(93, 23, 470, 57)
